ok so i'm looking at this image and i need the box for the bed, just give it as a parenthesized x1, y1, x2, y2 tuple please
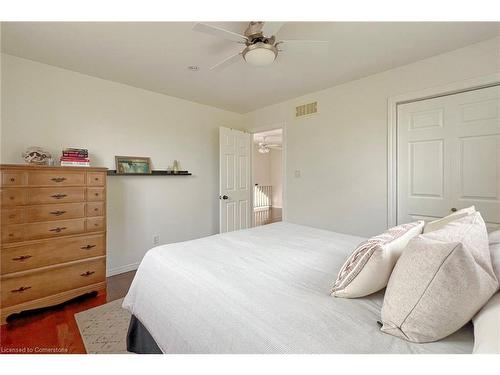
(122, 222, 473, 354)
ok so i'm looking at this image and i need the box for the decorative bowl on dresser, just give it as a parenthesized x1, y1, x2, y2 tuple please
(0, 164, 107, 323)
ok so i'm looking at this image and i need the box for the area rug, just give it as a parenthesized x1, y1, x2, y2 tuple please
(75, 298, 131, 354)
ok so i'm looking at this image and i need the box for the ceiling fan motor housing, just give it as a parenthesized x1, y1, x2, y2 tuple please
(244, 22, 264, 39)
(244, 22, 276, 45)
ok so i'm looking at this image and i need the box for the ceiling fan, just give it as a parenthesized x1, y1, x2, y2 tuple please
(193, 22, 328, 70)
(257, 137, 281, 154)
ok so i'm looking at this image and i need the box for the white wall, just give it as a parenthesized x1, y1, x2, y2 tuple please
(1, 54, 244, 275)
(244, 37, 500, 237)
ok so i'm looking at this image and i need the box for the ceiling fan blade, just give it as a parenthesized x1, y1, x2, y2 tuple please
(278, 40, 329, 54)
(193, 23, 247, 43)
(210, 53, 242, 71)
(261, 22, 284, 37)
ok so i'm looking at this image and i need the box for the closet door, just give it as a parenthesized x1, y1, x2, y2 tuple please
(397, 85, 500, 228)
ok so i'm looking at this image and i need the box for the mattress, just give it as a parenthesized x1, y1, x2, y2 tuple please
(122, 222, 473, 353)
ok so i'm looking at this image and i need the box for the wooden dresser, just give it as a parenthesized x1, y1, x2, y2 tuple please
(0, 164, 107, 323)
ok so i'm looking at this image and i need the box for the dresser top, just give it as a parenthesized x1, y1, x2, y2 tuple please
(1, 164, 108, 172)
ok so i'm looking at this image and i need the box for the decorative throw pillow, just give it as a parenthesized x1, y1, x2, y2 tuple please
(473, 292, 500, 354)
(381, 212, 498, 343)
(331, 221, 424, 298)
(423, 205, 475, 233)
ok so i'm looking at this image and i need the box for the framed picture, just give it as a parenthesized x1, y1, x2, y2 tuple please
(115, 156, 152, 174)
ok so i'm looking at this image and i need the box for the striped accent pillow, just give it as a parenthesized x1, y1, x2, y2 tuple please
(331, 221, 424, 298)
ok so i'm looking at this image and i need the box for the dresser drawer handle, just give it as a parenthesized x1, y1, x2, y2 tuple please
(12, 255, 32, 261)
(11, 286, 31, 293)
(51, 177, 67, 182)
(10, 177, 15, 182)
(51, 194, 67, 199)
(50, 210, 67, 216)
(49, 226, 67, 233)
(81, 244, 96, 250)
(80, 271, 95, 277)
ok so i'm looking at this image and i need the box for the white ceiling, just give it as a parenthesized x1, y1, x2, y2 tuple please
(2, 22, 499, 113)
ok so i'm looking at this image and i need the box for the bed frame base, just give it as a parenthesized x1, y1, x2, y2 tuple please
(127, 315, 162, 354)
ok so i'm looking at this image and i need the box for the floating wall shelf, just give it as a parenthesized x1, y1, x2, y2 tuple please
(107, 170, 192, 176)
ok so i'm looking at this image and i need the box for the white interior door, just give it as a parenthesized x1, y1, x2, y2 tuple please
(219, 126, 251, 233)
(397, 85, 500, 229)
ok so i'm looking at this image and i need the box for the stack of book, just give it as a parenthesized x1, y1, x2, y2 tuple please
(60, 148, 90, 167)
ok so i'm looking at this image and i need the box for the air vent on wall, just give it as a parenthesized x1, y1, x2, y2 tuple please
(295, 101, 318, 118)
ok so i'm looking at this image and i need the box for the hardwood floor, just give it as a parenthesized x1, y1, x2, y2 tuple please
(253, 207, 282, 227)
(0, 270, 136, 354)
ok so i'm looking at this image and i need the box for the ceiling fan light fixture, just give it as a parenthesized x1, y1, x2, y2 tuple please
(243, 42, 277, 66)
(193, 22, 329, 71)
(258, 145, 271, 154)
(257, 142, 271, 154)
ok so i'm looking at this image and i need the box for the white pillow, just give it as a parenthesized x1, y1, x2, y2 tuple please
(473, 292, 500, 354)
(423, 206, 475, 233)
(331, 221, 424, 298)
(381, 212, 498, 343)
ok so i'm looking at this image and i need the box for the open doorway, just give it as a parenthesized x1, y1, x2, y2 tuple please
(252, 128, 283, 227)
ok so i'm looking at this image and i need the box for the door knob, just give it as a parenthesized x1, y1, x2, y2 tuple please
(221, 195, 229, 200)
(450, 208, 457, 212)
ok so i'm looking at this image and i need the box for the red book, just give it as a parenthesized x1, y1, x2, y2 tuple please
(60, 156, 90, 162)
(63, 152, 88, 157)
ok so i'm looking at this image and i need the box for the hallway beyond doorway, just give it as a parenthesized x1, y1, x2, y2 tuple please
(252, 128, 283, 227)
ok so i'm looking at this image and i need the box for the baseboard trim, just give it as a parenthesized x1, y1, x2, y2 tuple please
(107, 262, 140, 277)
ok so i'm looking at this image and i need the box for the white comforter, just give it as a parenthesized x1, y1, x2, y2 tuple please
(122, 222, 473, 353)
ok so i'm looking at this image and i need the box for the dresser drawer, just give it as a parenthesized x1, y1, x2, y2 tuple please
(2, 208, 25, 225)
(1, 171, 27, 187)
(1, 234, 106, 274)
(26, 203, 85, 223)
(87, 172, 106, 186)
(86, 217, 105, 232)
(1, 189, 26, 207)
(87, 188, 105, 202)
(27, 171, 85, 186)
(27, 187, 86, 205)
(86, 202, 104, 217)
(25, 219, 86, 240)
(1, 257, 105, 307)
(2, 225, 25, 243)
